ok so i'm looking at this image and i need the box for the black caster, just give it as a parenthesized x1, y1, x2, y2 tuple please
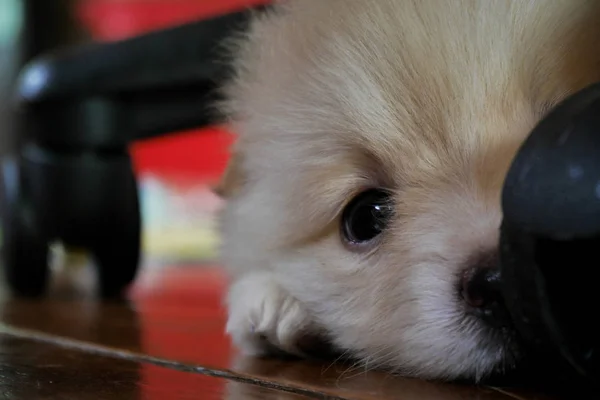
(500, 82, 600, 384)
(91, 173, 141, 299)
(1, 157, 49, 297)
(0, 148, 142, 299)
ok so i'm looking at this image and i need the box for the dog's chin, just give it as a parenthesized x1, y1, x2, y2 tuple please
(428, 325, 522, 383)
(294, 317, 525, 383)
(470, 328, 522, 383)
(463, 319, 576, 387)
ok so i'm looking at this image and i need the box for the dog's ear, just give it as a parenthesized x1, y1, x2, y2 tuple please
(214, 146, 246, 198)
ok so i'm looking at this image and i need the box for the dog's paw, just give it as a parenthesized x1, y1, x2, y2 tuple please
(226, 273, 325, 358)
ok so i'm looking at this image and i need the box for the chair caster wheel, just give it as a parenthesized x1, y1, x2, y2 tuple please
(93, 223, 141, 299)
(94, 241, 140, 299)
(1, 158, 49, 297)
(1, 150, 142, 299)
(93, 168, 141, 299)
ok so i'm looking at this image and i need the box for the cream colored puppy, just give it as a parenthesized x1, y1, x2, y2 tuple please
(217, 0, 600, 382)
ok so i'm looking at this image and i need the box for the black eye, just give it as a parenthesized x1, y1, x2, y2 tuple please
(341, 189, 393, 244)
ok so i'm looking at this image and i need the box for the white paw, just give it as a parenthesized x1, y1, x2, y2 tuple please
(225, 273, 316, 357)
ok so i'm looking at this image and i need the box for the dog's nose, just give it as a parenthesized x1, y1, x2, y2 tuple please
(460, 254, 511, 329)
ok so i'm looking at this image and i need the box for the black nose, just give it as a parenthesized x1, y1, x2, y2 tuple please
(460, 255, 511, 329)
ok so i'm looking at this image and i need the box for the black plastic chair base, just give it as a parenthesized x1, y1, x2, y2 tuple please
(1, 3, 268, 298)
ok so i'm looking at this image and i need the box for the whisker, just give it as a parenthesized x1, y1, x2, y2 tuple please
(321, 348, 352, 374)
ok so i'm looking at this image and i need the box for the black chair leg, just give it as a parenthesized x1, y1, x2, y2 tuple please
(1, 157, 49, 297)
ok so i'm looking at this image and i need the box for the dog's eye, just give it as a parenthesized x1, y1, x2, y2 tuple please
(341, 189, 393, 244)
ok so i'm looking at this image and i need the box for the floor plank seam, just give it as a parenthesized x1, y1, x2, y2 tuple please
(0, 322, 347, 400)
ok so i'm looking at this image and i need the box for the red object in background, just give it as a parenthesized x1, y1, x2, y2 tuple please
(130, 127, 235, 183)
(77, 0, 269, 40)
(76, 0, 270, 181)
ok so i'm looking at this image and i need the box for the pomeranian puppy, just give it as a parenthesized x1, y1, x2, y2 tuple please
(216, 0, 600, 382)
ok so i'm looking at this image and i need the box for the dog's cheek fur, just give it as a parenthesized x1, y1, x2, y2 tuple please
(219, 175, 510, 380)
(261, 184, 508, 380)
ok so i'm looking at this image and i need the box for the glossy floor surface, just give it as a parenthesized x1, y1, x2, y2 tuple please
(0, 258, 566, 400)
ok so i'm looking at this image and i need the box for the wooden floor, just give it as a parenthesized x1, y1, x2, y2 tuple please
(0, 258, 562, 400)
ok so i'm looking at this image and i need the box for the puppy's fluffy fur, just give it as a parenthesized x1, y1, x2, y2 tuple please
(217, 0, 600, 381)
